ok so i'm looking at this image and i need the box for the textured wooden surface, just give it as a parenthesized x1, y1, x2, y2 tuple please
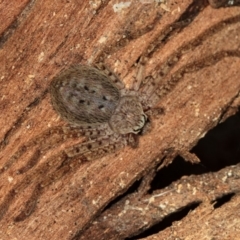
(0, 0, 240, 239)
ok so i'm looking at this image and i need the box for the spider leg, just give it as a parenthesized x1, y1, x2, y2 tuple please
(130, 57, 164, 108)
(127, 133, 139, 148)
(128, 56, 147, 92)
(144, 73, 182, 108)
(140, 107, 164, 135)
(1, 124, 111, 174)
(94, 62, 125, 91)
(140, 55, 183, 107)
(63, 123, 111, 140)
(64, 133, 126, 159)
(144, 107, 164, 117)
(11, 133, 128, 221)
(139, 72, 164, 108)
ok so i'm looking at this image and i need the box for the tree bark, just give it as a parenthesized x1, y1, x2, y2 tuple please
(0, 0, 240, 239)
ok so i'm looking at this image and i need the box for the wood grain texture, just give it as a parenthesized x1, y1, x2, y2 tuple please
(0, 0, 240, 239)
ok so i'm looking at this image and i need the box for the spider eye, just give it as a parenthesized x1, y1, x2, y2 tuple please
(142, 114, 147, 121)
(133, 128, 141, 133)
(132, 114, 147, 133)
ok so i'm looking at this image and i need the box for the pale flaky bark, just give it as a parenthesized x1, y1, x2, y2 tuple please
(0, 0, 240, 239)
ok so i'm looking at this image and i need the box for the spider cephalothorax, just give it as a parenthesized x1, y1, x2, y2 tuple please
(109, 96, 147, 134)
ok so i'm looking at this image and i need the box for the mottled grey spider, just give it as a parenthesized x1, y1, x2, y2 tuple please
(49, 62, 164, 161)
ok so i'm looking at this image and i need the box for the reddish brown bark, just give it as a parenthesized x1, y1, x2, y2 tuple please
(0, 0, 240, 239)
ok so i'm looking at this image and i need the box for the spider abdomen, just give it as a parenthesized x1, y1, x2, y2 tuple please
(50, 66, 120, 126)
